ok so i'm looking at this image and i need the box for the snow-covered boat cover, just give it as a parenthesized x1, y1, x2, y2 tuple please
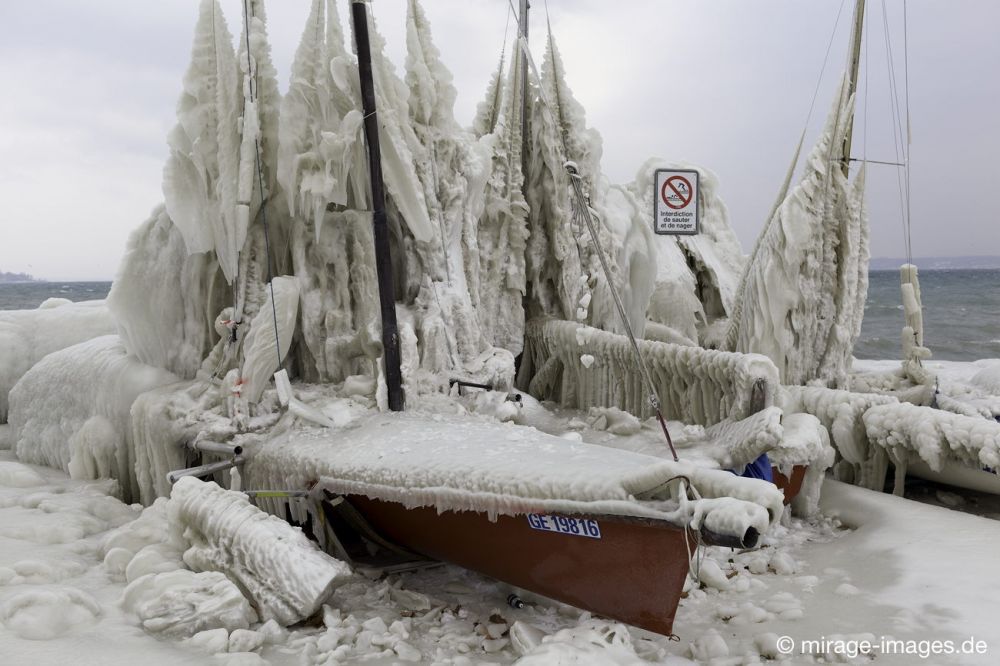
(244, 410, 785, 539)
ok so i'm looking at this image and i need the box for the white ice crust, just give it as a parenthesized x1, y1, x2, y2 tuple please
(632, 160, 746, 345)
(243, 409, 784, 539)
(0, 300, 115, 422)
(521, 319, 779, 426)
(8, 336, 178, 503)
(726, 74, 868, 387)
(168, 477, 351, 625)
(863, 401, 1000, 474)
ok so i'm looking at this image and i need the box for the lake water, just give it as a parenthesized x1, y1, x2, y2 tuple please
(0, 281, 112, 310)
(2, 270, 998, 361)
(855, 269, 1000, 362)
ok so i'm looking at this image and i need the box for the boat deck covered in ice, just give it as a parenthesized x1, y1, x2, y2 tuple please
(241, 408, 785, 635)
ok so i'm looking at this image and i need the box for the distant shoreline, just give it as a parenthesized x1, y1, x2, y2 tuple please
(868, 266, 1000, 272)
(0, 273, 39, 284)
(3, 257, 999, 286)
(3, 264, 1000, 286)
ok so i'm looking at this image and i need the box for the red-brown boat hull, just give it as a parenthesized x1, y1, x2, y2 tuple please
(347, 495, 691, 636)
(772, 464, 808, 505)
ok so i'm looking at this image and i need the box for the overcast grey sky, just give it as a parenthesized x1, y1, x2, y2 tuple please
(1, 0, 998, 281)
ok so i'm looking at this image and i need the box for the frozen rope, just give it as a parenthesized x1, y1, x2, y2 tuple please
(566, 164, 678, 461)
(242, 0, 282, 373)
(511, 12, 678, 460)
(429, 142, 453, 285)
(669, 475, 703, 585)
(420, 267, 459, 372)
(500, 1, 512, 60)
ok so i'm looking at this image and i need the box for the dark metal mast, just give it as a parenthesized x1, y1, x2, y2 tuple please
(351, 0, 404, 411)
(518, 0, 530, 172)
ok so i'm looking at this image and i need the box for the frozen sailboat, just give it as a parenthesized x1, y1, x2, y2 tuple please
(264, 0, 784, 637)
(2, 0, 797, 641)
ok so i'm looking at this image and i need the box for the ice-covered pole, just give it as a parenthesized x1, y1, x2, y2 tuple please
(841, 0, 866, 175)
(351, 0, 404, 411)
(518, 0, 530, 174)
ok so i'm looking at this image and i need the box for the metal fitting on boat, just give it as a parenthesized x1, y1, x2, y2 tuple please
(187, 439, 243, 456)
(166, 455, 245, 485)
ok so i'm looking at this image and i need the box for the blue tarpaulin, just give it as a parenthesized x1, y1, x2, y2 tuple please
(734, 453, 773, 482)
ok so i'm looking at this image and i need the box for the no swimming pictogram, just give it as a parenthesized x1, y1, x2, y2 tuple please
(653, 168, 699, 235)
(661, 175, 693, 210)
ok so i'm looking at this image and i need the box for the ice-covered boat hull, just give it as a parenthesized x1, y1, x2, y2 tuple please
(772, 464, 808, 505)
(348, 495, 692, 636)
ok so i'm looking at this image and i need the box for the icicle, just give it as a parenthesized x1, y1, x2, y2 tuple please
(161, 0, 239, 281)
(472, 55, 506, 138)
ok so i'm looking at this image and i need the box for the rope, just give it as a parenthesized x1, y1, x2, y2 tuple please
(500, 1, 512, 60)
(242, 0, 282, 373)
(802, 0, 849, 161)
(849, 157, 903, 167)
(511, 5, 677, 460)
(419, 265, 459, 372)
(793, 0, 848, 190)
(903, 0, 913, 264)
(666, 475, 703, 585)
(880, 0, 912, 264)
(428, 142, 453, 285)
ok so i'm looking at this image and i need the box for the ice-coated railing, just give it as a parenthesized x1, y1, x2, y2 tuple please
(780, 385, 898, 491)
(517, 319, 780, 426)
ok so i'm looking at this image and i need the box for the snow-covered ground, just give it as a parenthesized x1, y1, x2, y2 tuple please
(3, 448, 998, 664)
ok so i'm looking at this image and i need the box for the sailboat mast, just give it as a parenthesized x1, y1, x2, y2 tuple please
(351, 0, 405, 412)
(518, 0, 530, 172)
(841, 0, 866, 175)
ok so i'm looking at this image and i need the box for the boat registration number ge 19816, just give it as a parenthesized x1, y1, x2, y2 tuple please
(526, 513, 601, 539)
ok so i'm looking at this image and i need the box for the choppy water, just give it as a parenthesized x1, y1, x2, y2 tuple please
(0, 281, 112, 310)
(2, 270, 998, 361)
(856, 269, 1000, 362)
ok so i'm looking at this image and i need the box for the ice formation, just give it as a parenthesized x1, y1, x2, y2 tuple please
(0, 2, 924, 651)
(244, 409, 784, 537)
(780, 385, 897, 489)
(863, 401, 1000, 492)
(519, 319, 779, 426)
(239, 276, 299, 403)
(899, 263, 933, 385)
(8, 336, 178, 502)
(100, 476, 350, 634)
(168, 477, 351, 625)
(130, 380, 239, 505)
(704, 407, 784, 470)
(770, 412, 835, 517)
(0, 300, 115, 422)
(521, 29, 659, 341)
(631, 160, 747, 346)
(123, 568, 257, 637)
(725, 73, 869, 387)
(94, 0, 760, 427)
(0, 587, 103, 640)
